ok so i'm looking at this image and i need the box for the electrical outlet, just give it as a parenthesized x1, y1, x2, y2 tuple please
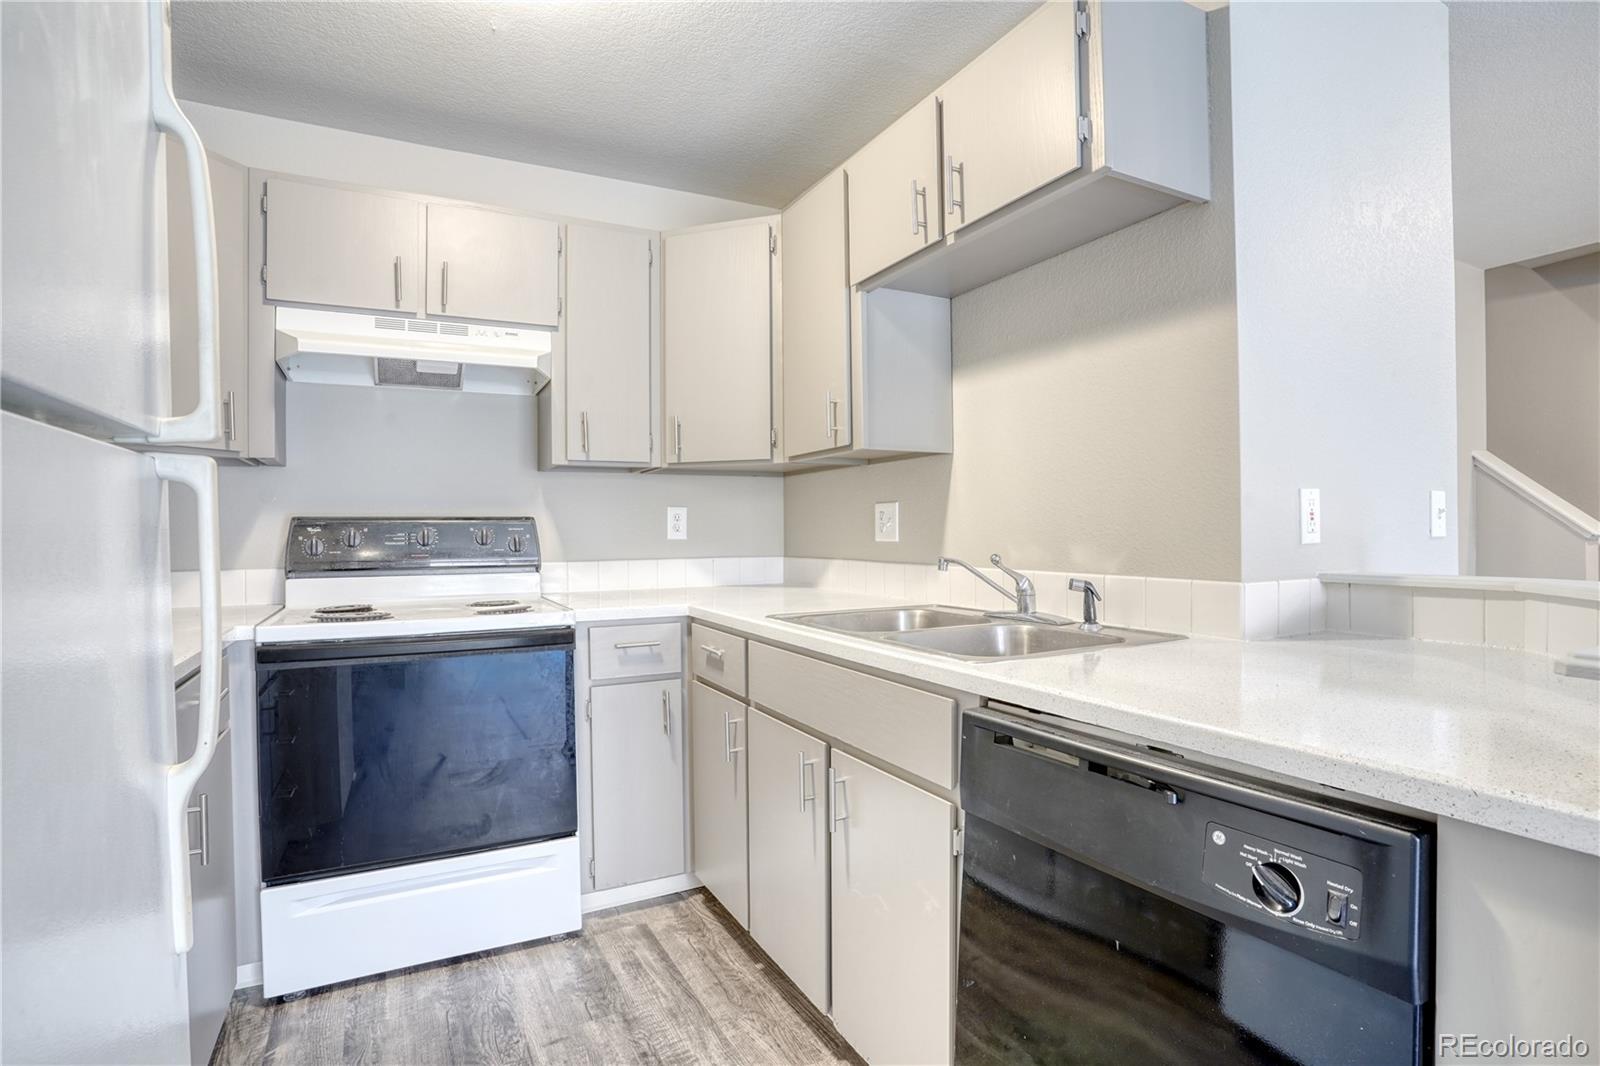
(666, 506, 688, 541)
(1300, 488, 1321, 545)
(874, 501, 900, 543)
(1430, 490, 1447, 538)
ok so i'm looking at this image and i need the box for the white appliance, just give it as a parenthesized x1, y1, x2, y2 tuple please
(1, 3, 226, 1064)
(252, 518, 581, 998)
(273, 307, 553, 395)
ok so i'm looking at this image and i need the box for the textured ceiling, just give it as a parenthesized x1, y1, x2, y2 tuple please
(172, 1, 1038, 207)
(1448, 1, 1600, 268)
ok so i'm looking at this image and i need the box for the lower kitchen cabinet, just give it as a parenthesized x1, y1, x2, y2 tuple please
(747, 708, 829, 1012)
(829, 749, 956, 1066)
(689, 680, 749, 927)
(177, 673, 235, 1066)
(589, 680, 685, 891)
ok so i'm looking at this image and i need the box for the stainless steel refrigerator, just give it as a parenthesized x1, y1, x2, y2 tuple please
(3, 2, 227, 1062)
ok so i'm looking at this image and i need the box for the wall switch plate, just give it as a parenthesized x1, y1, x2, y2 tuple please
(666, 506, 688, 541)
(1430, 490, 1447, 538)
(874, 501, 900, 543)
(1299, 488, 1321, 544)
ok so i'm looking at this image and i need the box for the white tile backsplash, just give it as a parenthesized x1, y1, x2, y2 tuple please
(1412, 590, 1485, 645)
(1242, 582, 1279, 641)
(566, 561, 597, 594)
(1483, 593, 1523, 649)
(655, 558, 686, 589)
(1523, 597, 1549, 654)
(1348, 585, 1412, 637)
(1548, 602, 1600, 659)
(1191, 580, 1243, 639)
(946, 567, 976, 608)
(1103, 575, 1146, 628)
(1276, 579, 1314, 638)
(712, 557, 742, 586)
(597, 560, 629, 590)
(1144, 578, 1192, 634)
(1323, 582, 1351, 632)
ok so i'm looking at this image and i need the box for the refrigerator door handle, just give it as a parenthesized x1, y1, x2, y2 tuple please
(153, 453, 221, 953)
(132, 0, 220, 446)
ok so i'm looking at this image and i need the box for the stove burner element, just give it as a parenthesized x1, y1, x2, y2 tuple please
(468, 599, 519, 608)
(311, 603, 392, 623)
(475, 604, 533, 615)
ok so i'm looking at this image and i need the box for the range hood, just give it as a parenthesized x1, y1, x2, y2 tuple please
(274, 307, 552, 395)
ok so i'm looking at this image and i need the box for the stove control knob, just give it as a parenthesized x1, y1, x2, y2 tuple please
(472, 526, 495, 547)
(507, 534, 527, 554)
(341, 527, 363, 549)
(303, 536, 326, 558)
(416, 527, 437, 548)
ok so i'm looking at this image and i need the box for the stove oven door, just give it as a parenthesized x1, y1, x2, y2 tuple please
(256, 629, 576, 884)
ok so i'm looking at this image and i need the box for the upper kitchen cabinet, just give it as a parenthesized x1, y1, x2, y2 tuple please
(939, 0, 1081, 232)
(846, 96, 942, 286)
(424, 203, 560, 327)
(168, 148, 276, 460)
(663, 217, 780, 466)
(539, 222, 658, 469)
(852, 0, 1209, 297)
(782, 169, 952, 462)
(262, 177, 425, 314)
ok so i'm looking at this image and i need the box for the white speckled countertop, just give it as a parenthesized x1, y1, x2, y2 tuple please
(172, 603, 281, 679)
(558, 586, 1600, 856)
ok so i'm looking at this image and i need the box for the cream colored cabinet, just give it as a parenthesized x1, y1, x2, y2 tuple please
(747, 709, 829, 1012)
(846, 96, 942, 285)
(424, 203, 560, 326)
(781, 169, 852, 458)
(168, 148, 254, 457)
(829, 749, 956, 1066)
(938, 1, 1082, 232)
(589, 681, 684, 891)
(548, 223, 656, 465)
(263, 177, 424, 314)
(689, 680, 749, 926)
(663, 218, 778, 465)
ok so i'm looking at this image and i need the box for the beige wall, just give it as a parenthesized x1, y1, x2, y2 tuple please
(1456, 261, 1487, 571)
(1486, 252, 1600, 518)
(785, 11, 1242, 582)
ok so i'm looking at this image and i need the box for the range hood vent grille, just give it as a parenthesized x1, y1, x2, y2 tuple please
(374, 358, 464, 390)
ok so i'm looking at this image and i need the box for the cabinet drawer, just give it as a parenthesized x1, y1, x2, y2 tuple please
(588, 622, 682, 680)
(690, 623, 747, 697)
(748, 642, 957, 789)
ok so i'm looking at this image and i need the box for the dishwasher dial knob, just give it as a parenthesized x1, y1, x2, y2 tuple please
(341, 527, 363, 549)
(303, 536, 326, 558)
(472, 526, 495, 547)
(416, 527, 437, 548)
(507, 534, 527, 554)
(1250, 861, 1302, 915)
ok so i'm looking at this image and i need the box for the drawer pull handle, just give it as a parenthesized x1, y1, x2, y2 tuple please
(700, 644, 725, 661)
(613, 640, 661, 651)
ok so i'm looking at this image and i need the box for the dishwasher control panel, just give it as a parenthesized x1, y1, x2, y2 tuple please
(1201, 822, 1365, 940)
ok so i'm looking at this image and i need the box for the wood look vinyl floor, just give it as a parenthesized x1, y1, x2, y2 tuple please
(215, 890, 861, 1066)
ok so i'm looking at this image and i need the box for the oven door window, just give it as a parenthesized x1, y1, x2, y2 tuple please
(257, 638, 576, 884)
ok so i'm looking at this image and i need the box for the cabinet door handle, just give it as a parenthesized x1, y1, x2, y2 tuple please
(185, 792, 210, 867)
(911, 179, 927, 237)
(393, 256, 402, 308)
(799, 753, 818, 811)
(441, 260, 449, 313)
(580, 411, 589, 456)
(661, 690, 671, 736)
(829, 767, 848, 832)
(222, 390, 236, 445)
(612, 640, 661, 651)
(947, 155, 965, 220)
(674, 417, 683, 462)
(724, 713, 744, 763)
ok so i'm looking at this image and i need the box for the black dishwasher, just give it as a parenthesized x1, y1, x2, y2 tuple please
(957, 705, 1432, 1066)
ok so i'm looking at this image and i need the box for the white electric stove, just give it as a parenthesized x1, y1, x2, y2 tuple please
(255, 517, 581, 999)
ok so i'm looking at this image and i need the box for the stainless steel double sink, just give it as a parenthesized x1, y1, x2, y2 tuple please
(773, 605, 1180, 661)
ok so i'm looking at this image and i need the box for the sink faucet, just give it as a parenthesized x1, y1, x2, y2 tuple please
(1070, 578, 1103, 632)
(937, 554, 1042, 619)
